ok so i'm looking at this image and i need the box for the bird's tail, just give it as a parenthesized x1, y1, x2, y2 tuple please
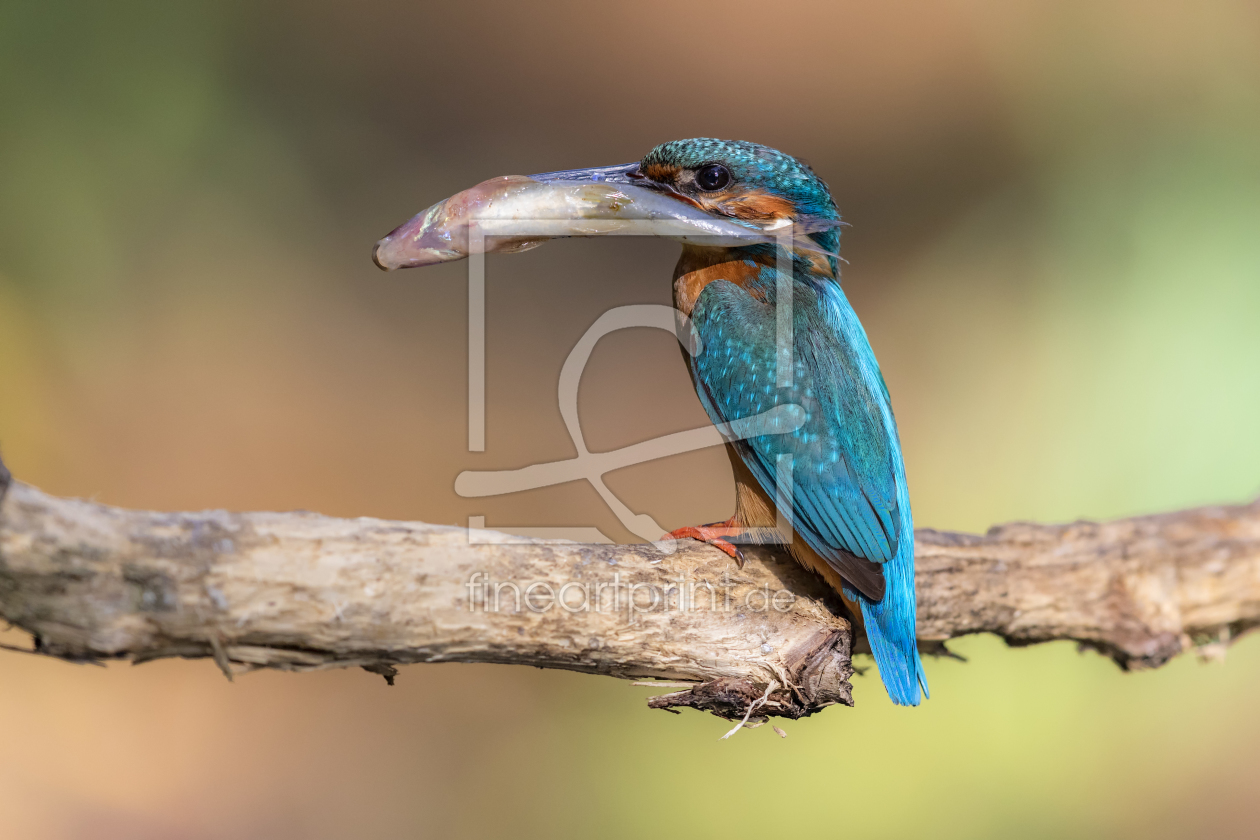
(853, 545, 928, 706)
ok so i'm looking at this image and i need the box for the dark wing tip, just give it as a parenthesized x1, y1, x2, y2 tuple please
(832, 548, 885, 602)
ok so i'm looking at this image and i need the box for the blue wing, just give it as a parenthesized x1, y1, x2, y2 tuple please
(688, 279, 900, 599)
(689, 276, 927, 705)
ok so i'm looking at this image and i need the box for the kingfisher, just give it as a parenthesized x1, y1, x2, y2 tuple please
(377, 138, 928, 706)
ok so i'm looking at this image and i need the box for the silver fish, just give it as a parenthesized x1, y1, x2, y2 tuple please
(373, 175, 832, 270)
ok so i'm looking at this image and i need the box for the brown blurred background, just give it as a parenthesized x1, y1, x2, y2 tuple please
(2, 1, 1260, 837)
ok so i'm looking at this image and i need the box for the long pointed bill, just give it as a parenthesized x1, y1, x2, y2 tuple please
(372, 165, 836, 271)
(527, 162, 640, 184)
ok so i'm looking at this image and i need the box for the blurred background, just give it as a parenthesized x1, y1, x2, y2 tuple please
(2, 0, 1259, 837)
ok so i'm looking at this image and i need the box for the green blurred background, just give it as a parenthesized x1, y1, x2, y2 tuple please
(2, 1, 1259, 837)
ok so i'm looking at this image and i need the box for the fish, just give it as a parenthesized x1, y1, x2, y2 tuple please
(372, 175, 837, 270)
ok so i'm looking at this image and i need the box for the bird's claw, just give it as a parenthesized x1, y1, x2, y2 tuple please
(661, 521, 746, 568)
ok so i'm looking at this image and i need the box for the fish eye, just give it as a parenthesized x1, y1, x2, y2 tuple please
(695, 163, 731, 192)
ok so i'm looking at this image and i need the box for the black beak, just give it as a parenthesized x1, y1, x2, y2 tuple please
(529, 162, 642, 185)
(531, 160, 703, 211)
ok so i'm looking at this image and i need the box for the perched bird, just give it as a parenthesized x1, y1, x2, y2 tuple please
(375, 139, 927, 706)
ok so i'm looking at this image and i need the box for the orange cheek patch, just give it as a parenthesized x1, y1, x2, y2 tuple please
(722, 190, 796, 222)
(642, 163, 681, 182)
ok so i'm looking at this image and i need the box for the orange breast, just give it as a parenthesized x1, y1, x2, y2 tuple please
(672, 248, 768, 316)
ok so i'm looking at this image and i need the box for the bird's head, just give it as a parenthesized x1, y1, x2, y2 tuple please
(536, 138, 841, 268)
(639, 139, 839, 247)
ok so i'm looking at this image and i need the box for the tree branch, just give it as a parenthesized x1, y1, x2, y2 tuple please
(1, 460, 1257, 724)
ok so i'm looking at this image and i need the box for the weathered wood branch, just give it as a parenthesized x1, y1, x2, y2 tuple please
(1, 459, 1257, 723)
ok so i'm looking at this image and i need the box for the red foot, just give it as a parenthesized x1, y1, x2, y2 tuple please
(661, 517, 746, 567)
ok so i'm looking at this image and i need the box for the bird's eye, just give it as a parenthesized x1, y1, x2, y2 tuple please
(695, 164, 731, 192)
